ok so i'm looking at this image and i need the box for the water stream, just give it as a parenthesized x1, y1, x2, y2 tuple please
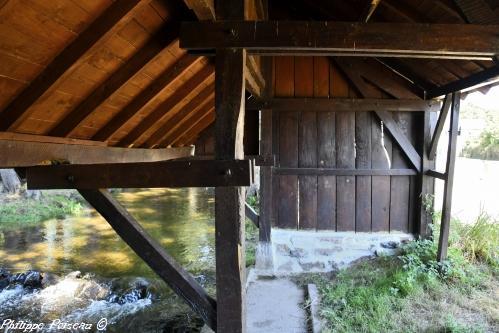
(0, 188, 216, 332)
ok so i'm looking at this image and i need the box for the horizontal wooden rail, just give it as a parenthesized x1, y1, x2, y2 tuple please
(273, 168, 417, 176)
(247, 98, 440, 112)
(26, 160, 252, 189)
(245, 202, 259, 228)
(180, 21, 499, 60)
(426, 169, 447, 180)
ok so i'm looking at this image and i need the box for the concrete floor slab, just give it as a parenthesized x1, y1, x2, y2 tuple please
(246, 277, 306, 333)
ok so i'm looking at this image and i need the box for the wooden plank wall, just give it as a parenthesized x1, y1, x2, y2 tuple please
(272, 56, 420, 233)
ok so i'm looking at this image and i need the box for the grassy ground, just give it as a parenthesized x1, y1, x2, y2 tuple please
(245, 193, 260, 267)
(308, 214, 498, 333)
(0, 192, 83, 225)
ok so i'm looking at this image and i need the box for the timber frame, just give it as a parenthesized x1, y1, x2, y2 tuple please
(1, 0, 499, 331)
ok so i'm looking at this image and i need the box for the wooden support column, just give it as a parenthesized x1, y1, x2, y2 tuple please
(215, 47, 247, 332)
(78, 189, 217, 329)
(417, 110, 437, 237)
(215, 1, 246, 331)
(429, 95, 452, 159)
(437, 92, 461, 261)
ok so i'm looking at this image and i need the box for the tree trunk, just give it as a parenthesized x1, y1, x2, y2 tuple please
(0, 169, 21, 194)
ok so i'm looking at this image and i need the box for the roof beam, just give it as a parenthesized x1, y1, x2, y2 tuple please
(427, 64, 499, 98)
(180, 21, 499, 59)
(0, 0, 144, 131)
(91, 55, 200, 142)
(176, 110, 215, 146)
(142, 83, 214, 148)
(453, 0, 499, 24)
(183, 0, 214, 20)
(26, 159, 251, 189)
(117, 65, 214, 147)
(48, 23, 181, 137)
(160, 102, 214, 147)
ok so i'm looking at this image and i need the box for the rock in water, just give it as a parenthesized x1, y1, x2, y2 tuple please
(0, 268, 11, 290)
(0, 169, 21, 194)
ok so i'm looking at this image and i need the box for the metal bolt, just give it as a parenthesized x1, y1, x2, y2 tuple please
(225, 169, 232, 177)
(67, 175, 75, 183)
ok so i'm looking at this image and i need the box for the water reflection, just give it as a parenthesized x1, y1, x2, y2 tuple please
(0, 188, 216, 332)
(0, 188, 216, 277)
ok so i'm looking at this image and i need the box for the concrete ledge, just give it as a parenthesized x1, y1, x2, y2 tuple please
(260, 229, 413, 275)
(307, 284, 322, 333)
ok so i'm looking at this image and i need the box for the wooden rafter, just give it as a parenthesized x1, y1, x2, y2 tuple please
(360, 0, 382, 22)
(427, 64, 499, 98)
(180, 21, 499, 59)
(48, 22, 182, 137)
(0, 0, 145, 131)
(26, 159, 252, 189)
(176, 110, 215, 146)
(92, 54, 201, 142)
(142, 83, 214, 148)
(183, 0, 214, 20)
(453, 0, 499, 24)
(117, 65, 214, 147)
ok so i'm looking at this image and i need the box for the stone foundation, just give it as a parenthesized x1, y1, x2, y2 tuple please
(255, 229, 413, 275)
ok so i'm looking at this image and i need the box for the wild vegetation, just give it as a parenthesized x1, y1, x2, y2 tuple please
(0, 194, 83, 225)
(312, 214, 498, 333)
(245, 193, 260, 267)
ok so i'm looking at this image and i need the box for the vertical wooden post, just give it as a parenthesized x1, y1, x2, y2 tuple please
(215, 2, 246, 331)
(417, 110, 437, 237)
(259, 56, 273, 243)
(437, 91, 461, 262)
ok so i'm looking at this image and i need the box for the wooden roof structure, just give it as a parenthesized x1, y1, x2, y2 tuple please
(0, 0, 498, 150)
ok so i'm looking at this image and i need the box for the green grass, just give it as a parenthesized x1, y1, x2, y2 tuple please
(0, 194, 83, 225)
(314, 214, 499, 333)
(245, 193, 260, 267)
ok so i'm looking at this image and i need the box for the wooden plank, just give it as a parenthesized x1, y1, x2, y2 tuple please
(245, 202, 260, 228)
(142, 83, 214, 148)
(275, 168, 417, 176)
(275, 57, 298, 229)
(92, 55, 200, 141)
(246, 97, 439, 112)
(0, 140, 193, 168)
(334, 66, 355, 232)
(78, 189, 216, 330)
(437, 92, 461, 261)
(0, 132, 106, 146)
(180, 21, 499, 59)
(163, 105, 214, 147)
(296, 57, 317, 230)
(118, 65, 214, 147)
(389, 113, 411, 232)
(355, 111, 372, 232)
(183, 0, 214, 20)
(26, 159, 252, 189)
(429, 95, 451, 159)
(48, 23, 179, 137)
(375, 110, 421, 171)
(316, 57, 336, 230)
(0, 0, 144, 131)
(371, 117, 392, 232)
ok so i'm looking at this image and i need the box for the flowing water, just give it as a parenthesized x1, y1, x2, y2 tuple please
(0, 188, 216, 332)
